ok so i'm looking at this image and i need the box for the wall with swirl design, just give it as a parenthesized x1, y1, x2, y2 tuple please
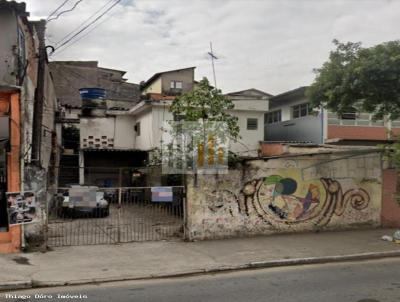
(186, 152, 382, 240)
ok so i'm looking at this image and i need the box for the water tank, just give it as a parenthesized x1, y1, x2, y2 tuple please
(79, 88, 106, 100)
(79, 88, 107, 110)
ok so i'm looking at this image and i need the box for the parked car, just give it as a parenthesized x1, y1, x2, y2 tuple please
(55, 186, 110, 218)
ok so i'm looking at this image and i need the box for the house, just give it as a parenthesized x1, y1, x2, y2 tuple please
(225, 89, 271, 156)
(0, 0, 58, 253)
(50, 64, 272, 186)
(141, 67, 196, 100)
(131, 68, 271, 158)
(49, 61, 141, 186)
(264, 86, 400, 146)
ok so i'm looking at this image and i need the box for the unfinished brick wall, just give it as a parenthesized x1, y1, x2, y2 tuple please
(381, 169, 400, 227)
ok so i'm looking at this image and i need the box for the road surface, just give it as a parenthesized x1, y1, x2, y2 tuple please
(2, 258, 400, 302)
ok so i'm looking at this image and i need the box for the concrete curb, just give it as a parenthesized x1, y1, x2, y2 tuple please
(2, 250, 400, 291)
(0, 280, 32, 291)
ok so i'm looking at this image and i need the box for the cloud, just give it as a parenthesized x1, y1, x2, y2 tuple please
(23, 0, 400, 95)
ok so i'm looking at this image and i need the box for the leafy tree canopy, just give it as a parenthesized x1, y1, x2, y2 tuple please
(169, 77, 240, 140)
(307, 39, 400, 120)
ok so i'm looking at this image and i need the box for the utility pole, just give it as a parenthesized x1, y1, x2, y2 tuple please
(208, 42, 218, 89)
(32, 19, 47, 167)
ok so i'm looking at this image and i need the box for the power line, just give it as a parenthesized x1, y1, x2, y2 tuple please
(52, 0, 122, 54)
(47, 0, 84, 22)
(52, 4, 117, 56)
(46, 0, 71, 20)
(55, 0, 116, 47)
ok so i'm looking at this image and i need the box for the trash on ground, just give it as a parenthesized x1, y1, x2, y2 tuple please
(381, 235, 393, 242)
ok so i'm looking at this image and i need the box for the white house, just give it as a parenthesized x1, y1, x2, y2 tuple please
(77, 67, 271, 185)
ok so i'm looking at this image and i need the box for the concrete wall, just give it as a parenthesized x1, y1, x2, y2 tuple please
(40, 64, 57, 170)
(160, 69, 194, 94)
(230, 110, 265, 156)
(186, 152, 382, 240)
(114, 115, 135, 149)
(0, 9, 17, 85)
(142, 77, 162, 95)
(49, 61, 140, 108)
(134, 109, 154, 150)
(80, 115, 135, 150)
(151, 105, 173, 150)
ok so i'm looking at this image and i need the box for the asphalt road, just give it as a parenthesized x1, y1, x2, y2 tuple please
(2, 258, 400, 302)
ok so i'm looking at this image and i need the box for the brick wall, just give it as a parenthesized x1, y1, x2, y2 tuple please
(328, 125, 400, 141)
(381, 169, 400, 227)
(328, 125, 387, 140)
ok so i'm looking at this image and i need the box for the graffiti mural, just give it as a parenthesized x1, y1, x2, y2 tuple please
(208, 174, 370, 229)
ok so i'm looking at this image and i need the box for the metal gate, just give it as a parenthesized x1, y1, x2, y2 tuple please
(45, 186, 185, 247)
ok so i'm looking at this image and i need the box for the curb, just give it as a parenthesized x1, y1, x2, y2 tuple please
(2, 250, 400, 291)
(0, 280, 32, 291)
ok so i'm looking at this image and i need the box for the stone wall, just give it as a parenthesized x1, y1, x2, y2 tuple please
(186, 151, 383, 240)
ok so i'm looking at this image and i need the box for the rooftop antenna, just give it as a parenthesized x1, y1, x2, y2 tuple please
(207, 42, 218, 89)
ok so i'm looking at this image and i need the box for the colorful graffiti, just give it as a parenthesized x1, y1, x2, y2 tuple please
(208, 174, 370, 228)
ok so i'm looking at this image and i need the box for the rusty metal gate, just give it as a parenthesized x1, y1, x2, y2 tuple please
(45, 186, 185, 247)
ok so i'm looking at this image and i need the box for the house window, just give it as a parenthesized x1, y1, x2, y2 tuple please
(247, 118, 258, 130)
(170, 81, 183, 90)
(266, 110, 282, 124)
(135, 122, 141, 136)
(292, 103, 309, 119)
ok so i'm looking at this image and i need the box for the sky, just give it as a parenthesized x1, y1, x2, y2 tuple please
(23, 0, 400, 95)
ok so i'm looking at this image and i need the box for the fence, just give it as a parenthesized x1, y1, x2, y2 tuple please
(45, 186, 185, 247)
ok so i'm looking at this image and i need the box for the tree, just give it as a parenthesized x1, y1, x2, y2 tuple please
(307, 40, 400, 120)
(165, 77, 240, 172)
(170, 77, 240, 139)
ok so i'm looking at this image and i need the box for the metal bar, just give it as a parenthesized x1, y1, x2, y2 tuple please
(117, 187, 122, 244)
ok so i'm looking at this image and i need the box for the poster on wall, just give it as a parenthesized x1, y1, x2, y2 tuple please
(6, 191, 38, 225)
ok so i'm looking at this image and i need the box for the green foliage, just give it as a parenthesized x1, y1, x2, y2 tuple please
(307, 39, 400, 120)
(381, 141, 400, 169)
(169, 77, 240, 140)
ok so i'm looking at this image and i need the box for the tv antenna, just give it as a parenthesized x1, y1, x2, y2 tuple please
(207, 42, 218, 89)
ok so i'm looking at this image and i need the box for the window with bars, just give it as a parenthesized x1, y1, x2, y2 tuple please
(292, 103, 309, 119)
(247, 118, 258, 130)
(265, 110, 282, 124)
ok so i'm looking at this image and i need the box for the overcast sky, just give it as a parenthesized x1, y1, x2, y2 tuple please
(23, 0, 400, 95)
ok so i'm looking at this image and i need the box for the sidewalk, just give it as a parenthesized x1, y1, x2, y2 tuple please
(0, 228, 399, 290)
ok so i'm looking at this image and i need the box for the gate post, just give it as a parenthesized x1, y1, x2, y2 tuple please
(44, 195, 49, 251)
(117, 187, 122, 243)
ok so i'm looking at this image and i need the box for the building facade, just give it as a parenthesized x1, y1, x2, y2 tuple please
(264, 86, 400, 145)
(49, 61, 141, 187)
(0, 1, 58, 253)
